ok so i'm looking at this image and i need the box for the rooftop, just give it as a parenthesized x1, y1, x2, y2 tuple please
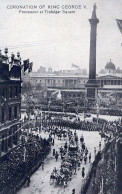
(105, 59, 116, 70)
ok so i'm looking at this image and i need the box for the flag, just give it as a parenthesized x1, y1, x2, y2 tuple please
(23, 59, 29, 72)
(72, 63, 79, 69)
(28, 62, 33, 73)
(0, 56, 2, 65)
(57, 90, 62, 100)
(51, 90, 62, 100)
(10, 53, 15, 67)
(9, 62, 12, 71)
(51, 90, 59, 96)
(116, 19, 122, 34)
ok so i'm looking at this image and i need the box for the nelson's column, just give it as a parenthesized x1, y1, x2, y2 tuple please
(85, 4, 99, 101)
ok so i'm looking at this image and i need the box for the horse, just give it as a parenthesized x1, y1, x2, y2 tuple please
(80, 136, 84, 143)
(75, 135, 78, 144)
(50, 173, 56, 184)
(57, 133, 62, 140)
(55, 175, 64, 186)
(63, 133, 67, 139)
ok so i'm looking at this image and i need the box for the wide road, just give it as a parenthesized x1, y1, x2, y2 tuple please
(18, 129, 104, 194)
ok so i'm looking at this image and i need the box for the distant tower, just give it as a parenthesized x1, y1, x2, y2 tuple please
(85, 4, 99, 100)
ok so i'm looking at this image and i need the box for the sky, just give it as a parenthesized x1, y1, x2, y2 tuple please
(0, 0, 122, 73)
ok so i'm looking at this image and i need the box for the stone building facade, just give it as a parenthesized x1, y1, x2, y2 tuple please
(0, 48, 21, 155)
(28, 66, 122, 99)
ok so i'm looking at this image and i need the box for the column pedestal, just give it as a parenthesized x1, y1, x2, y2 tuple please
(85, 79, 99, 100)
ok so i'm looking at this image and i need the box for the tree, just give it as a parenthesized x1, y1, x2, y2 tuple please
(22, 82, 33, 94)
(35, 83, 43, 91)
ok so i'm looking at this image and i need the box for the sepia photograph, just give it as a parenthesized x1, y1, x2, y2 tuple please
(0, 0, 122, 193)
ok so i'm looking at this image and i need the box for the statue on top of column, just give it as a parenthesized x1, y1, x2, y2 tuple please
(92, 3, 97, 19)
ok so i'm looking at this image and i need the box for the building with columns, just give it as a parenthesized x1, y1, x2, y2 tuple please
(98, 60, 122, 97)
(0, 48, 21, 156)
(22, 7, 122, 100)
(27, 62, 122, 100)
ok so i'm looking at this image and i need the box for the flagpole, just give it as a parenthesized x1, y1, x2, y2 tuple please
(40, 108, 42, 131)
(115, 155, 116, 172)
(63, 96, 65, 113)
(23, 146, 26, 162)
(48, 97, 51, 116)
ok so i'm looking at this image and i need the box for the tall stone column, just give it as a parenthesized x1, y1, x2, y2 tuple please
(85, 4, 99, 100)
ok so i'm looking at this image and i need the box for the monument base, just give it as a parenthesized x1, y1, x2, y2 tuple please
(85, 79, 99, 101)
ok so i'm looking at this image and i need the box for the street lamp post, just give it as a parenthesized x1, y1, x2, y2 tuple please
(40, 109, 43, 131)
(62, 96, 65, 113)
(96, 94, 100, 124)
(48, 98, 51, 116)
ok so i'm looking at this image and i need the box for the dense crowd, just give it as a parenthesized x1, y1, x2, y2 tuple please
(0, 107, 120, 193)
(99, 108, 122, 116)
(0, 133, 51, 193)
(90, 138, 117, 194)
(81, 127, 121, 194)
(40, 113, 121, 134)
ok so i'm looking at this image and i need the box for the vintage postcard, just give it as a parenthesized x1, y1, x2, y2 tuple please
(0, 0, 122, 194)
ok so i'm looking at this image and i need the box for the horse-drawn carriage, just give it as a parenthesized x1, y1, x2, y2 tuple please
(50, 170, 68, 187)
(68, 144, 78, 157)
(50, 129, 83, 188)
(50, 172, 64, 185)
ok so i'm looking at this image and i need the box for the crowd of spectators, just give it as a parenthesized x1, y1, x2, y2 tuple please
(81, 122, 122, 194)
(41, 113, 120, 133)
(90, 138, 117, 194)
(0, 133, 51, 194)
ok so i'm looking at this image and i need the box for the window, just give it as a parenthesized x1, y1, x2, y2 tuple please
(14, 106, 17, 119)
(9, 107, 12, 120)
(9, 87, 12, 98)
(2, 87, 5, 97)
(2, 108, 5, 123)
(15, 86, 18, 97)
(18, 86, 21, 95)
